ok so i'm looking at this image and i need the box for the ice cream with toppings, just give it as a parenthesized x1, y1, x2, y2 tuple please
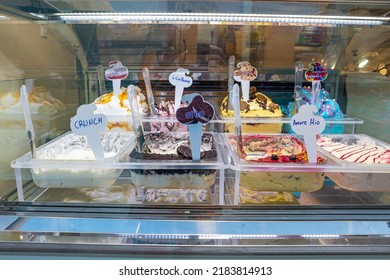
(93, 86, 149, 131)
(220, 86, 283, 133)
(229, 134, 326, 197)
(129, 132, 217, 190)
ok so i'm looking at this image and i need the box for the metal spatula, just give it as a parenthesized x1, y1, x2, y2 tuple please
(127, 85, 150, 153)
(20, 85, 37, 158)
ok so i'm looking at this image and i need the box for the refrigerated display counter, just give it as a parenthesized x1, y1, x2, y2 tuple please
(0, 0, 390, 257)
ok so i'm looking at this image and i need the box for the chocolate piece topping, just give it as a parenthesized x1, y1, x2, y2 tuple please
(289, 155, 297, 161)
(249, 86, 257, 100)
(255, 93, 267, 109)
(177, 145, 192, 159)
(268, 102, 280, 113)
(240, 100, 249, 111)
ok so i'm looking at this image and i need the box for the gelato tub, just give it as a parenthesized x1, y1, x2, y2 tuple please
(220, 86, 283, 133)
(30, 132, 133, 188)
(143, 188, 211, 204)
(239, 186, 298, 204)
(129, 132, 219, 190)
(317, 134, 390, 192)
(225, 134, 327, 203)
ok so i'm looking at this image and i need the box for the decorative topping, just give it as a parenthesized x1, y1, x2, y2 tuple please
(289, 155, 297, 161)
(255, 93, 268, 109)
(268, 103, 280, 113)
(255, 92, 267, 103)
(239, 100, 250, 111)
(177, 145, 192, 159)
(271, 154, 279, 160)
(249, 86, 257, 100)
(305, 62, 328, 82)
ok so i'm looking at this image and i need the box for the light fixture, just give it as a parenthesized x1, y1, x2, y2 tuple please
(358, 58, 369, 68)
(50, 12, 389, 26)
(29, 13, 48, 20)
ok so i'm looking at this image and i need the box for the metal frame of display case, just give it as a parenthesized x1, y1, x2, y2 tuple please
(1, 203, 390, 257)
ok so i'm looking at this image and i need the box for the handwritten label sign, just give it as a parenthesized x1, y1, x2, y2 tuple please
(291, 104, 325, 163)
(176, 93, 214, 160)
(105, 61, 128, 96)
(169, 68, 193, 112)
(234, 61, 257, 101)
(70, 104, 108, 161)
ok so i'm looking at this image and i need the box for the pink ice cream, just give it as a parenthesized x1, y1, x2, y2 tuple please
(151, 100, 187, 132)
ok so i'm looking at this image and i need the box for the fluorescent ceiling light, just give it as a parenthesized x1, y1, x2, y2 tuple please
(52, 12, 389, 26)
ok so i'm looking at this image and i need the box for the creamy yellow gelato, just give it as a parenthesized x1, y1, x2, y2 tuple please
(220, 86, 283, 133)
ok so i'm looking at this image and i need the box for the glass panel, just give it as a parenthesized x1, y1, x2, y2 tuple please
(0, 1, 389, 209)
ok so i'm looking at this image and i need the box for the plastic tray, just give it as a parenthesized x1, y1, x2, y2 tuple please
(317, 134, 390, 192)
(11, 131, 228, 204)
(222, 133, 330, 204)
(128, 131, 226, 191)
(12, 131, 133, 188)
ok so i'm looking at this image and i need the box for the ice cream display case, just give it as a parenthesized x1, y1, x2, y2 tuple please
(1, 0, 390, 257)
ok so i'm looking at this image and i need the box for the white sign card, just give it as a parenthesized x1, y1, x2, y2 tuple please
(176, 93, 214, 161)
(70, 104, 108, 161)
(169, 68, 193, 112)
(290, 104, 326, 163)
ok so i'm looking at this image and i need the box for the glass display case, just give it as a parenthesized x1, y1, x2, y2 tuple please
(1, 0, 390, 257)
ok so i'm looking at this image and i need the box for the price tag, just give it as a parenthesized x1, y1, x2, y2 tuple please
(169, 68, 193, 112)
(176, 93, 214, 160)
(70, 104, 108, 161)
(290, 104, 325, 163)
